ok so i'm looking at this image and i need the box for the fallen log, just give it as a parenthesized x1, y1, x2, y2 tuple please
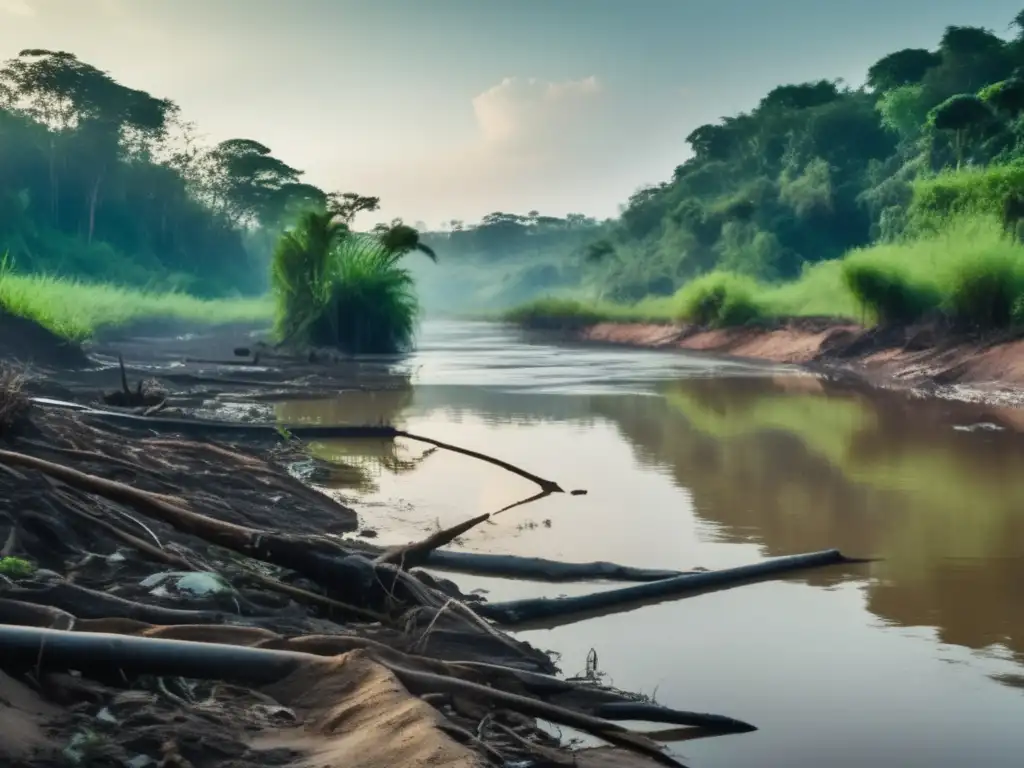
(376, 548, 691, 583)
(475, 549, 865, 627)
(0, 626, 688, 767)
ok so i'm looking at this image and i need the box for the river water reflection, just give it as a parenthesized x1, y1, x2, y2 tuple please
(276, 320, 1024, 768)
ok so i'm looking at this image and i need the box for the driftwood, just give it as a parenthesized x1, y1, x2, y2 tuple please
(0, 626, 688, 767)
(475, 549, 863, 627)
(376, 512, 492, 570)
(29, 400, 564, 495)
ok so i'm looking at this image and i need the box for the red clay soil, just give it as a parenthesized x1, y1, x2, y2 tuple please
(576, 319, 1024, 391)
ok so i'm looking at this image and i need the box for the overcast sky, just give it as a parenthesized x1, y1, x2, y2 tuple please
(1, 0, 1021, 226)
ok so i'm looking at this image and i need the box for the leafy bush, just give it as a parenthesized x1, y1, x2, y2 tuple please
(270, 211, 435, 353)
(841, 259, 940, 325)
(502, 297, 609, 330)
(675, 272, 764, 326)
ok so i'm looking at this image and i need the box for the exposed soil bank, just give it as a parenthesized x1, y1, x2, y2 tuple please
(567, 319, 1024, 394)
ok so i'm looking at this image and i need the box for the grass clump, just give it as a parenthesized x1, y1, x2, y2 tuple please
(840, 215, 1024, 330)
(270, 211, 436, 353)
(841, 259, 941, 325)
(674, 272, 765, 327)
(0, 256, 271, 341)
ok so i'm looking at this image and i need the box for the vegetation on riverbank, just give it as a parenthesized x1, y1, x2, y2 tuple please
(0, 268, 271, 341)
(505, 215, 1024, 331)
(506, 11, 1024, 335)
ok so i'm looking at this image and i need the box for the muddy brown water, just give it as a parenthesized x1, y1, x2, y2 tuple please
(268, 319, 1024, 768)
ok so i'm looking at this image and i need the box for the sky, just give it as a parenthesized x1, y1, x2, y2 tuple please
(1, 0, 1022, 227)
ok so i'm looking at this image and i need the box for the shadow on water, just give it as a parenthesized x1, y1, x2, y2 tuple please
(269, 320, 1024, 768)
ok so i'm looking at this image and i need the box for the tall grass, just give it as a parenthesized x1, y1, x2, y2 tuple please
(270, 211, 435, 353)
(503, 214, 1024, 333)
(0, 258, 271, 341)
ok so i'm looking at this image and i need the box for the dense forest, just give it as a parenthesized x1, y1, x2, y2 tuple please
(581, 11, 1024, 302)
(0, 48, 380, 297)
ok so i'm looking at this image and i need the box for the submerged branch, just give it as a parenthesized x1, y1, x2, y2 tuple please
(31, 400, 564, 495)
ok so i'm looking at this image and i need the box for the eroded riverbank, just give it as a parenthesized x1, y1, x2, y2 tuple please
(561, 319, 1024, 399)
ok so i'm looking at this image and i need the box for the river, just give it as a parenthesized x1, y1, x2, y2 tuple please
(276, 319, 1024, 768)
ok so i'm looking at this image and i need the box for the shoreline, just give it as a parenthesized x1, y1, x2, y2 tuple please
(556, 319, 1024, 400)
(2, 319, 786, 768)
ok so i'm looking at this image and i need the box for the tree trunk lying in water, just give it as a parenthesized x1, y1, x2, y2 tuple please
(475, 549, 865, 627)
(353, 546, 691, 582)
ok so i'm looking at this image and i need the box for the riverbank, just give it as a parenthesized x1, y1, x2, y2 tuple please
(538, 318, 1024, 395)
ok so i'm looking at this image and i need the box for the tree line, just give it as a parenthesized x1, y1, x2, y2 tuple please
(0, 49, 380, 297)
(585, 11, 1024, 301)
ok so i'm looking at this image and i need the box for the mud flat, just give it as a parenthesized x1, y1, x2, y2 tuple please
(0, 317, 860, 768)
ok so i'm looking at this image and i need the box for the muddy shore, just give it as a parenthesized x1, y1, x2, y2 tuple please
(0, 319, 863, 768)
(561, 319, 1024, 398)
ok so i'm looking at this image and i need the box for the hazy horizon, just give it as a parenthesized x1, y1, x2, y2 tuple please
(2, 0, 1022, 227)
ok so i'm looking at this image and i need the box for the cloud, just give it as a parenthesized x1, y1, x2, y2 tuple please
(319, 74, 691, 224)
(470, 76, 605, 158)
(0, 0, 34, 16)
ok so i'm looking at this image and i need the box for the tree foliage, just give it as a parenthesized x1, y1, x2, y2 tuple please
(582, 10, 1024, 301)
(0, 49, 373, 297)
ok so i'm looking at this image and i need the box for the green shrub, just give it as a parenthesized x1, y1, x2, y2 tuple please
(675, 272, 764, 326)
(908, 164, 1024, 234)
(943, 252, 1024, 329)
(270, 211, 435, 353)
(841, 259, 940, 325)
(502, 297, 607, 330)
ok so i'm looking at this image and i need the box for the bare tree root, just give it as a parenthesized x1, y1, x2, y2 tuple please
(102, 355, 165, 408)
